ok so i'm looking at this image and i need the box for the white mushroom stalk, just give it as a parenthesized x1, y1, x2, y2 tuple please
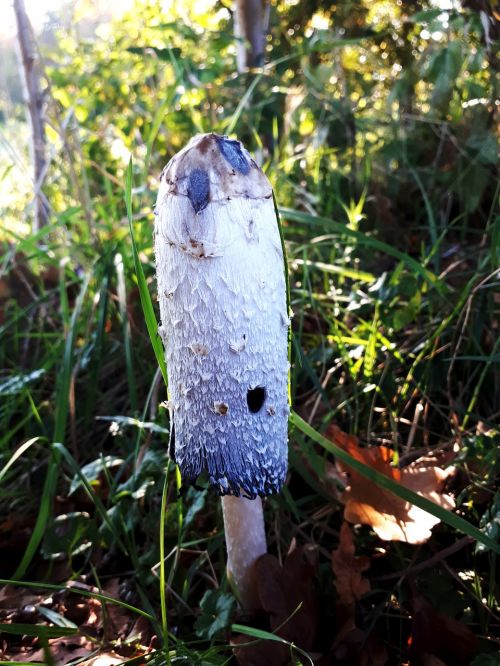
(154, 133, 289, 608)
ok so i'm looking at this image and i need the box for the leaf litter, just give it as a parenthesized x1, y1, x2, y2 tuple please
(327, 424, 456, 543)
(0, 578, 153, 665)
(0, 422, 489, 665)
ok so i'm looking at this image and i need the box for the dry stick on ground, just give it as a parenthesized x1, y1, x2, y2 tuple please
(13, 0, 48, 231)
(372, 536, 474, 582)
(154, 133, 289, 609)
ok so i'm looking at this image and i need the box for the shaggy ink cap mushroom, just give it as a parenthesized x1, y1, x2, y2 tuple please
(154, 133, 290, 499)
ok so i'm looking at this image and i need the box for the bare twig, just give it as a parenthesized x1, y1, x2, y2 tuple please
(372, 536, 474, 583)
(13, 0, 49, 231)
(234, 0, 269, 72)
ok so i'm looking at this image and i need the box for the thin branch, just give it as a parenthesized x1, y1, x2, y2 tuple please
(13, 0, 49, 231)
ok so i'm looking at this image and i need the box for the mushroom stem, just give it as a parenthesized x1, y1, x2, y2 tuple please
(221, 495, 267, 610)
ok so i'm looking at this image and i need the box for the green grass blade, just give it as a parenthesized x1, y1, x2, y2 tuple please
(410, 166, 438, 259)
(144, 49, 184, 173)
(0, 437, 40, 484)
(159, 470, 170, 664)
(54, 273, 91, 443)
(0, 208, 79, 264)
(15, 273, 91, 578)
(82, 265, 110, 424)
(224, 73, 262, 135)
(125, 158, 168, 388)
(0, 662, 46, 665)
(290, 411, 500, 554)
(280, 207, 445, 293)
(12, 450, 58, 579)
(293, 258, 376, 283)
(0, 624, 77, 638)
(115, 251, 138, 412)
(232, 623, 314, 665)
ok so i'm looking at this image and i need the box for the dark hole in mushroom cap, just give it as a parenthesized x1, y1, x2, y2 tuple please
(247, 386, 266, 413)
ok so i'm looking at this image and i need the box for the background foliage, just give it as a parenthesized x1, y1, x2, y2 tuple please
(0, 0, 499, 663)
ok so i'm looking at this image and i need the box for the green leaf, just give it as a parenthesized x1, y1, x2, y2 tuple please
(456, 163, 490, 213)
(477, 492, 500, 554)
(41, 511, 96, 560)
(54, 443, 128, 555)
(69, 455, 124, 495)
(427, 42, 463, 110)
(183, 487, 207, 530)
(194, 590, 236, 639)
(36, 606, 78, 629)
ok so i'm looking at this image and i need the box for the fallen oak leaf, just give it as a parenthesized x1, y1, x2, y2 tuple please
(327, 426, 455, 544)
(330, 524, 388, 666)
(0, 585, 41, 612)
(331, 522, 371, 607)
(330, 614, 388, 666)
(102, 579, 133, 641)
(14, 635, 95, 665)
(233, 541, 319, 666)
(408, 590, 478, 666)
(256, 542, 318, 646)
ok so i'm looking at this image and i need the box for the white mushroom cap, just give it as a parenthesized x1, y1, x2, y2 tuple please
(154, 133, 289, 498)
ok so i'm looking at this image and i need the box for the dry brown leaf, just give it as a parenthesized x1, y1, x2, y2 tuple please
(80, 653, 124, 666)
(0, 585, 41, 611)
(331, 522, 371, 607)
(126, 615, 153, 647)
(327, 426, 455, 544)
(409, 592, 478, 666)
(233, 541, 320, 666)
(256, 542, 318, 644)
(102, 578, 132, 640)
(330, 525, 387, 665)
(330, 612, 388, 666)
(17, 636, 95, 665)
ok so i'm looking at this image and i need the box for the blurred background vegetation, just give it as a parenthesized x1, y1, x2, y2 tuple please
(0, 0, 499, 663)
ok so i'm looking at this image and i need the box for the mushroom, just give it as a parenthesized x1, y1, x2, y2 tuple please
(154, 133, 289, 609)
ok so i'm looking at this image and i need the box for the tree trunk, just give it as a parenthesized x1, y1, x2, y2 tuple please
(234, 0, 269, 72)
(13, 0, 49, 231)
